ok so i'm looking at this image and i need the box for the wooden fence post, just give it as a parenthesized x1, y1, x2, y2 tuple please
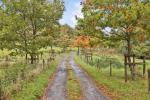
(148, 69, 150, 92)
(132, 54, 135, 80)
(86, 55, 89, 64)
(98, 59, 100, 70)
(43, 59, 45, 69)
(91, 53, 93, 65)
(96, 59, 98, 69)
(124, 55, 127, 82)
(143, 57, 146, 77)
(21, 69, 25, 80)
(110, 60, 112, 76)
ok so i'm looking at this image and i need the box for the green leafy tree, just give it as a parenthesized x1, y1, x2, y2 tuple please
(58, 24, 75, 52)
(0, 0, 64, 63)
(79, 0, 150, 79)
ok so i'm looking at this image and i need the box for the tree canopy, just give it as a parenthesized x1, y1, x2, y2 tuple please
(0, 0, 64, 63)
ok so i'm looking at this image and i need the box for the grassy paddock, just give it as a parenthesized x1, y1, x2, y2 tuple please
(66, 63, 83, 100)
(75, 55, 150, 100)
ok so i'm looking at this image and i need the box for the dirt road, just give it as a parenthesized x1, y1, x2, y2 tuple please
(44, 54, 108, 100)
(45, 57, 67, 100)
(69, 53, 108, 100)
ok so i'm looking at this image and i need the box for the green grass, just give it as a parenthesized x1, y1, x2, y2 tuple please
(92, 55, 124, 69)
(0, 49, 64, 98)
(11, 61, 58, 100)
(66, 64, 83, 100)
(75, 55, 150, 100)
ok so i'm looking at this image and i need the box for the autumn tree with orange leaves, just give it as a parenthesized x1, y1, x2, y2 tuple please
(73, 35, 90, 55)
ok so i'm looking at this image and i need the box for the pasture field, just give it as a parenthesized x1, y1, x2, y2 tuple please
(75, 54, 150, 100)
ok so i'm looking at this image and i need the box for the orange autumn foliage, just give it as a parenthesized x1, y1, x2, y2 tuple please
(72, 35, 90, 48)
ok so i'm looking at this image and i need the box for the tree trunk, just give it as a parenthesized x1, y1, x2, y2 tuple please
(77, 46, 80, 55)
(30, 53, 35, 64)
(127, 35, 134, 80)
(25, 53, 27, 61)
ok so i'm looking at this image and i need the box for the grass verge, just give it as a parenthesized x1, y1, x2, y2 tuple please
(66, 63, 83, 100)
(11, 61, 58, 100)
(75, 55, 150, 100)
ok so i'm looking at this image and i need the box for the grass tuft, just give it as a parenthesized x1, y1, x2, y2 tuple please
(66, 63, 83, 100)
